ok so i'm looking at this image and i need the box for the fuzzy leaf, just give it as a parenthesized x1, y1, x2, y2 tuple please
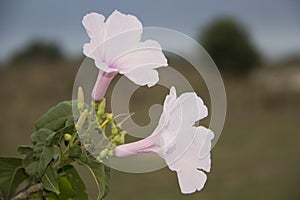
(31, 128, 54, 145)
(68, 146, 82, 158)
(38, 146, 54, 175)
(61, 165, 88, 200)
(0, 157, 28, 199)
(35, 101, 73, 131)
(17, 146, 34, 155)
(57, 177, 75, 200)
(24, 160, 39, 177)
(41, 166, 60, 195)
(82, 155, 110, 200)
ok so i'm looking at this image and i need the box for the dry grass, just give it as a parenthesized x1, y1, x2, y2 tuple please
(0, 61, 299, 199)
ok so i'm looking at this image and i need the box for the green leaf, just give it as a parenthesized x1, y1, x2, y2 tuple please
(41, 166, 60, 195)
(38, 146, 54, 175)
(29, 129, 55, 175)
(57, 177, 75, 200)
(0, 157, 28, 199)
(18, 146, 40, 177)
(31, 128, 54, 145)
(65, 116, 75, 126)
(82, 155, 110, 200)
(60, 165, 88, 200)
(47, 192, 59, 200)
(24, 160, 39, 177)
(68, 146, 82, 158)
(17, 145, 34, 155)
(35, 101, 73, 131)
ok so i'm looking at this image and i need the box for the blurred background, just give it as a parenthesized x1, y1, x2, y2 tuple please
(0, 0, 300, 199)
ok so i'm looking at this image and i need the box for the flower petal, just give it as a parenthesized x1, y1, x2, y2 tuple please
(82, 12, 106, 58)
(170, 127, 213, 194)
(166, 126, 214, 171)
(163, 86, 177, 111)
(102, 10, 143, 65)
(116, 40, 167, 87)
(177, 168, 207, 194)
(124, 64, 159, 87)
(149, 86, 177, 137)
(114, 40, 168, 73)
(92, 71, 117, 101)
(177, 92, 208, 126)
(197, 126, 214, 160)
(156, 88, 208, 155)
(113, 136, 158, 158)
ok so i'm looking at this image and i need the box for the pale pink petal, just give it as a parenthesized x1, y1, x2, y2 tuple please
(163, 86, 177, 111)
(114, 40, 168, 73)
(176, 92, 208, 126)
(102, 10, 143, 64)
(197, 126, 214, 160)
(105, 10, 142, 44)
(82, 12, 106, 58)
(166, 126, 213, 172)
(158, 89, 208, 154)
(113, 135, 159, 158)
(114, 40, 167, 87)
(177, 168, 207, 194)
(92, 71, 117, 101)
(124, 65, 159, 87)
(150, 86, 177, 137)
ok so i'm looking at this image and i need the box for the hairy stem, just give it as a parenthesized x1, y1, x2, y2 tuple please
(12, 183, 43, 200)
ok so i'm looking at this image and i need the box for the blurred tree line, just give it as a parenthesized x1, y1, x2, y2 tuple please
(10, 41, 64, 64)
(200, 17, 260, 75)
(8, 17, 261, 76)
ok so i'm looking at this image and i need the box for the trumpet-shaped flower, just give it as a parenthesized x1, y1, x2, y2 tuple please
(114, 87, 214, 194)
(82, 10, 168, 101)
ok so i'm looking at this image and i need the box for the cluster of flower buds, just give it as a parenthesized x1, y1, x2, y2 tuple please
(74, 87, 128, 163)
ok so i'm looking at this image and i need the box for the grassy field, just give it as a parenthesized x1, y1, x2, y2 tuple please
(0, 61, 299, 199)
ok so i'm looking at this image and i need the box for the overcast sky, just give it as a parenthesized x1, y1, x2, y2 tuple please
(0, 0, 299, 62)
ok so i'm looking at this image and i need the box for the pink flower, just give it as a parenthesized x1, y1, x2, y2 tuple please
(82, 10, 168, 101)
(114, 87, 214, 194)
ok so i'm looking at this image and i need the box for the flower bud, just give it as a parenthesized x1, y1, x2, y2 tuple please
(114, 131, 126, 145)
(99, 149, 108, 158)
(111, 123, 120, 135)
(96, 156, 103, 163)
(108, 150, 114, 157)
(75, 109, 88, 131)
(77, 86, 85, 111)
(64, 133, 72, 141)
(97, 98, 106, 116)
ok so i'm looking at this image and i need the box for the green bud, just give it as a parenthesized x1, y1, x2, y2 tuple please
(108, 150, 114, 157)
(119, 131, 126, 144)
(97, 98, 106, 116)
(111, 123, 120, 135)
(64, 133, 72, 141)
(75, 109, 88, 131)
(99, 149, 108, 158)
(77, 86, 85, 111)
(114, 131, 126, 145)
(96, 155, 103, 163)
